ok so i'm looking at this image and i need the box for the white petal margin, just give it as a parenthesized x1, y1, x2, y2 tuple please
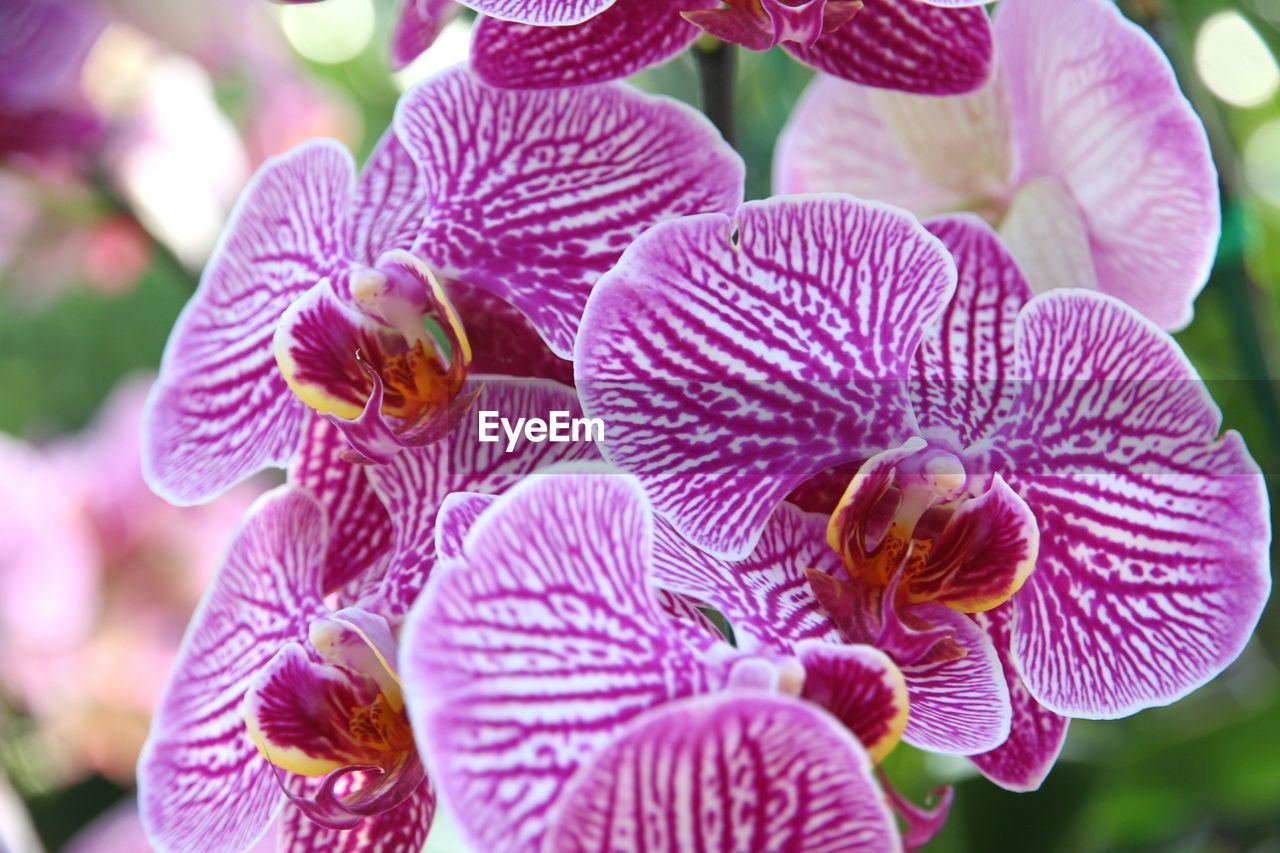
(542, 691, 903, 853)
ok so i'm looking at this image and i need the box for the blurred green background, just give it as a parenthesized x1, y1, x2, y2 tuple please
(1, 0, 1278, 850)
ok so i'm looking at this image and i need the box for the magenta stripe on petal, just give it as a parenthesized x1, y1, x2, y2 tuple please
(349, 129, 425, 266)
(472, 0, 710, 89)
(139, 488, 330, 852)
(459, 0, 615, 25)
(400, 470, 721, 852)
(543, 692, 903, 852)
(393, 67, 744, 358)
(787, 0, 993, 95)
(576, 196, 956, 559)
(143, 141, 356, 505)
(1000, 291, 1270, 718)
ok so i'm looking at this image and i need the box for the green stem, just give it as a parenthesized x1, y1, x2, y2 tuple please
(694, 39, 737, 150)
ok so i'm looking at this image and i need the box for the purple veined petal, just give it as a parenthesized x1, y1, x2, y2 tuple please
(795, 640, 909, 763)
(445, 279, 574, 385)
(393, 66, 744, 358)
(897, 603, 1011, 755)
(543, 691, 903, 853)
(279, 778, 435, 853)
(357, 377, 601, 619)
(289, 416, 394, 597)
(576, 196, 956, 559)
(458, 0, 615, 25)
(433, 491, 496, 562)
(995, 0, 1218, 331)
(996, 177, 1098, 297)
(139, 488, 330, 853)
(999, 291, 1270, 718)
(969, 605, 1069, 792)
(389, 0, 462, 70)
(650, 502, 844, 652)
(773, 71, 1010, 211)
(143, 141, 357, 505)
(400, 469, 723, 852)
(911, 215, 1032, 448)
(349, 129, 425, 265)
(472, 0, 712, 89)
(785, 0, 993, 95)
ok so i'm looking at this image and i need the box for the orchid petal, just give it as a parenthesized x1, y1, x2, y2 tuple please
(445, 280, 573, 384)
(576, 196, 956, 559)
(458, 0, 615, 26)
(394, 67, 744, 358)
(143, 141, 355, 504)
(279, 778, 435, 852)
(400, 470, 719, 851)
(795, 640, 909, 763)
(911, 215, 1032, 447)
(349, 130, 424, 265)
(897, 603, 1011, 755)
(389, 0, 461, 70)
(543, 692, 903, 853)
(996, 177, 1098, 297)
(358, 378, 600, 619)
(969, 605, 1069, 792)
(139, 488, 330, 852)
(995, 0, 1218, 330)
(1001, 291, 1270, 717)
(472, 0, 711, 89)
(289, 417, 394, 598)
(650, 502, 844, 652)
(243, 644, 374, 776)
(433, 491, 496, 562)
(786, 0, 993, 95)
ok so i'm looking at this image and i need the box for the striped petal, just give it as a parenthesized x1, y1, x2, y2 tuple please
(279, 779, 435, 852)
(472, 0, 710, 89)
(139, 488, 330, 852)
(896, 603, 1010, 755)
(459, 0, 615, 25)
(999, 291, 1270, 718)
(433, 491, 495, 562)
(349, 130, 424, 265)
(969, 605, 1069, 792)
(357, 378, 600, 619)
(143, 141, 355, 504)
(911, 215, 1032, 447)
(289, 416, 394, 599)
(394, 67, 744, 358)
(543, 692, 902, 853)
(389, 0, 461, 70)
(786, 0, 993, 95)
(445, 280, 574, 384)
(400, 470, 720, 852)
(576, 196, 956, 559)
(996, 0, 1218, 330)
(650, 502, 844, 653)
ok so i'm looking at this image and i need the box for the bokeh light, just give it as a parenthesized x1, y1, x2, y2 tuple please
(1194, 11, 1280, 108)
(279, 0, 375, 65)
(1244, 119, 1280, 207)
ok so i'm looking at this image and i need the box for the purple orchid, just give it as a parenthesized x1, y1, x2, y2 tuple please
(775, 0, 1219, 331)
(142, 66, 742, 504)
(138, 378, 598, 850)
(400, 468, 923, 851)
(0, 0, 103, 160)
(466, 0, 995, 95)
(574, 197, 1270, 790)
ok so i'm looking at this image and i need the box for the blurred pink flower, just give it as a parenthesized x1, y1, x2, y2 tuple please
(0, 375, 261, 785)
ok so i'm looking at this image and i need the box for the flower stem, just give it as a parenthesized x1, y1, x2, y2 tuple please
(694, 39, 737, 150)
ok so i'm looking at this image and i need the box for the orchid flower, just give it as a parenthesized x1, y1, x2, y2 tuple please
(283, 0, 994, 94)
(142, 65, 743, 504)
(139, 378, 598, 851)
(0, 0, 103, 160)
(400, 468, 917, 851)
(574, 197, 1270, 790)
(775, 0, 1218, 331)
